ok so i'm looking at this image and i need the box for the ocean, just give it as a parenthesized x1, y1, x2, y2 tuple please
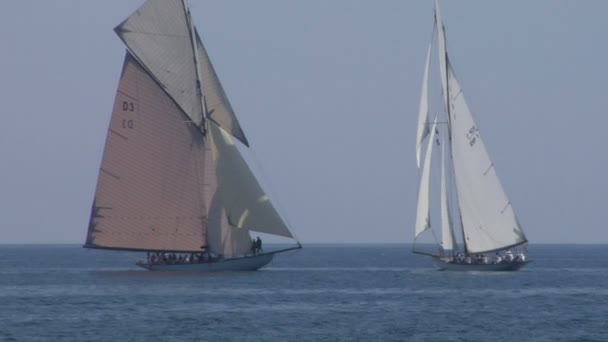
(0, 244, 606, 341)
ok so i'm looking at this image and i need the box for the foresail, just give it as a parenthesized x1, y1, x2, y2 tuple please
(416, 40, 432, 168)
(440, 138, 455, 251)
(434, 0, 449, 111)
(415, 116, 438, 239)
(115, 0, 204, 126)
(447, 64, 527, 253)
(209, 122, 294, 238)
(195, 29, 249, 146)
(203, 140, 253, 257)
(86, 53, 208, 252)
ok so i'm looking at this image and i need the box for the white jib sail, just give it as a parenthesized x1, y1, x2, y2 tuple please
(447, 64, 527, 253)
(440, 136, 455, 251)
(434, 0, 449, 111)
(415, 116, 439, 239)
(209, 121, 294, 239)
(416, 40, 432, 168)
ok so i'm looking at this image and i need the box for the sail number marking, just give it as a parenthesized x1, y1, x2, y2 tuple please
(121, 101, 135, 129)
(466, 126, 480, 147)
(122, 119, 134, 129)
(122, 101, 135, 112)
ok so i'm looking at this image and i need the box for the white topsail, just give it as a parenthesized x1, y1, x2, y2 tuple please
(416, 40, 433, 168)
(415, 116, 439, 239)
(115, 0, 204, 126)
(434, 0, 449, 112)
(440, 138, 455, 251)
(447, 64, 527, 253)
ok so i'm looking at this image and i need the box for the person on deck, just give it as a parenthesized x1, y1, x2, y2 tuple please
(256, 237, 263, 254)
(505, 250, 514, 263)
(494, 252, 503, 264)
(516, 251, 526, 262)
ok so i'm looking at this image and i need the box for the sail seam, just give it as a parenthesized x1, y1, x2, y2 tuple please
(109, 129, 128, 140)
(483, 163, 494, 176)
(100, 168, 120, 180)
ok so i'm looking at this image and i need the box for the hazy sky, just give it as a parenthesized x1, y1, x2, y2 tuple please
(0, 1, 607, 244)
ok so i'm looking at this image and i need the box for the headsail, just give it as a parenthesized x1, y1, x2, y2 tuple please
(115, 0, 204, 126)
(415, 116, 439, 239)
(416, 37, 433, 168)
(86, 53, 208, 252)
(195, 29, 249, 146)
(447, 64, 527, 254)
(440, 137, 456, 251)
(209, 122, 294, 238)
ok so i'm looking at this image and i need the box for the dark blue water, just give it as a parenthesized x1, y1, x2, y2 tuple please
(0, 244, 607, 341)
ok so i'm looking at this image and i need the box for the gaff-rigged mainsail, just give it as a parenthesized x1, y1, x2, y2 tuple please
(86, 0, 297, 257)
(85, 53, 208, 252)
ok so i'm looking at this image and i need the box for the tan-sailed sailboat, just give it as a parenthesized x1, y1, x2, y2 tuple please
(413, 1, 530, 271)
(85, 0, 301, 271)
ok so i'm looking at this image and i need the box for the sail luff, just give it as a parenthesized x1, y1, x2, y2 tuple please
(416, 28, 434, 168)
(415, 116, 439, 239)
(440, 136, 456, 252)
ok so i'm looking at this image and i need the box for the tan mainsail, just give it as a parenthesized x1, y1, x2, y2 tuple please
(86, 53, 209, 252)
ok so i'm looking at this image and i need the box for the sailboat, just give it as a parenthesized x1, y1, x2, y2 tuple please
(84, 0, 301, 271)
(413, 1, 530, 271)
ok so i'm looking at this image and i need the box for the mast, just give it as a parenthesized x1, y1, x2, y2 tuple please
(434, 1, 468, 254)
(183, 0, 207, 131)
(440, 134, 457, 256)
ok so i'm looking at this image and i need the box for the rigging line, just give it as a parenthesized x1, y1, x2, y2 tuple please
(118, 31, 189, 39)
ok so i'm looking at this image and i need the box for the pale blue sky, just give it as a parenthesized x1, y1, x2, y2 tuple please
(0, 1, 606, 244)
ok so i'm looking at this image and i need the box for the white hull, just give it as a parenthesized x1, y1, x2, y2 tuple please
(136, 253, 274, 272)
(433, 257, 531, 272)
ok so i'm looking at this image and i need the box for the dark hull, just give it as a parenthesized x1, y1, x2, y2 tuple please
(433, 257, 531, 272)
(136, 253, 273, 272)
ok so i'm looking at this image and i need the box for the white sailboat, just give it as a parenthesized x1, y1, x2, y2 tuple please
(413, 1, 530, 271)
(84, 0, 301, 271)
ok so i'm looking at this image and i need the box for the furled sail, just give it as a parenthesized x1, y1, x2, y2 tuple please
(415, 116, 439, 238)
(447, 64, 527, 253)
(115, 0, 204, 126)
(434, 0, 449, 111)
(440, 137, 455, 251)
(85, 53, 208, 252)
(195, 29, 249, 146)
(416, 39, 432, 168)
(209, 121, 294, 238)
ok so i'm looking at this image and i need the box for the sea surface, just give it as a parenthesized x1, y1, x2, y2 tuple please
(0, 244, 606, 342)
